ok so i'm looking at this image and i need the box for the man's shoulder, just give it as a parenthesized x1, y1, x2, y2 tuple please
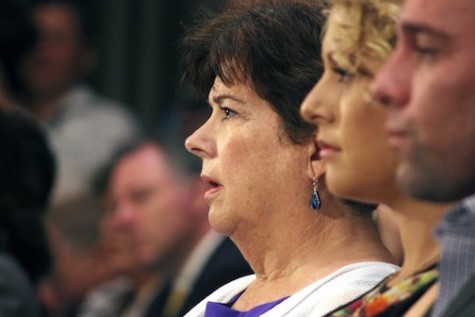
(203, 237, 251, 275)
(0, 253, 40, 317)
(0, 253, 27, 278)
(444, 274, 475, 317)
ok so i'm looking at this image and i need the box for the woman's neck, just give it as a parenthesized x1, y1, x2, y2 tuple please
(230, 199, 396, 309)
(385, 197, 453, 284)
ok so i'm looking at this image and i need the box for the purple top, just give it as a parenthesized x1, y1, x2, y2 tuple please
(204, 293, 289, 317)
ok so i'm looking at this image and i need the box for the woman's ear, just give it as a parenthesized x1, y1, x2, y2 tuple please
(307, 139, 325, 179)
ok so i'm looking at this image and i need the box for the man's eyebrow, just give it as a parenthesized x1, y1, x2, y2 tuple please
(401, 22, 450, 41)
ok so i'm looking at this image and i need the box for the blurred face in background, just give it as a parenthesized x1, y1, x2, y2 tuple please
(20, 3, 94, 99)
(107, 144, 197, 270)
(97, 210, 139, 276)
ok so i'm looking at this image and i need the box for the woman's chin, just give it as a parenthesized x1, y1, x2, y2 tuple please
(208, 206, 234, 235)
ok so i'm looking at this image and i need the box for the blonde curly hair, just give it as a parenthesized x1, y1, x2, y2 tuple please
(330, 0, 401, 77)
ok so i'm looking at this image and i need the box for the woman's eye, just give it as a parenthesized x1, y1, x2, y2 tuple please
(220, 107, 236, 120)
(333, 67, 353, 83)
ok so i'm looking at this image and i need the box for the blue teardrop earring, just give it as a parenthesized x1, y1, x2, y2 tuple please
(310, 177, 321, 210)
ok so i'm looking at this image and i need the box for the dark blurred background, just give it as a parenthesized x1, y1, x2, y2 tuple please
(89, 0, 208, 131)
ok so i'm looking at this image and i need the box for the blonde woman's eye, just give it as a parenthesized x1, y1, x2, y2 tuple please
(333, 67, 353, 83)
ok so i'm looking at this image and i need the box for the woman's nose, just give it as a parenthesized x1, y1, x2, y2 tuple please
(300, 76, 335, 126)
(185, 119, 215, 159)
(301, 81, 321, 124)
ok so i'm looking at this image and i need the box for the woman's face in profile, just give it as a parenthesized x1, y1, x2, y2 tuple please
(300, 5, 399, 204)
(186, 76, 310, 235)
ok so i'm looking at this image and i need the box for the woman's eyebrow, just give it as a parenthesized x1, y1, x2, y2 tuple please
(211, 94, 244, 106)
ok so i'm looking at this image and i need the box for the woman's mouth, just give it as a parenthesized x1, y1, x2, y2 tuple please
(201, 175, 223, 200)
(317, 139, 341, 159)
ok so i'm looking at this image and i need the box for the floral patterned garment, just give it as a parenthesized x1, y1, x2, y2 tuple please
(327, 265, 438, 317)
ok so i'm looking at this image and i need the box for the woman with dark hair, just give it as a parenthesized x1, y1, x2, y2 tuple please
(182, 1, 398, 316)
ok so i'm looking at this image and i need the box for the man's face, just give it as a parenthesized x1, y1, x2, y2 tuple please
(372, 0, 475, 202)
(97, 211, 139, 276)
(107, 144, 196, 269)
(21, 4, 90, 98)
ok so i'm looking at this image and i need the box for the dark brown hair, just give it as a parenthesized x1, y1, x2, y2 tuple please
(181, 0, 327, 144)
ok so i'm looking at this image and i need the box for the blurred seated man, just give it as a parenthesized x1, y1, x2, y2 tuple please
(40, 196, 118, 317)
(19, 0, 141, 204)
(95, 135, 252, 317)
(74, 195, 159, 317)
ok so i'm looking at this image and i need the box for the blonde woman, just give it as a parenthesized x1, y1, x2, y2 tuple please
(301, 0, 455, 316)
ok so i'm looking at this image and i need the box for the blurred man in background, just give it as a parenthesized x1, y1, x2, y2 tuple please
(19, 0, 141, 204)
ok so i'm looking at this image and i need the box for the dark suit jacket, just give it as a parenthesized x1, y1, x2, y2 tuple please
(177, 237, 252, 316)
(442, 274, 475, 317)
(0, 253, 40, 317)
(144, 237, 252, 317)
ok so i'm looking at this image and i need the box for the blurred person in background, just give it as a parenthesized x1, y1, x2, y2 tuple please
(1, 1, 56, 315)
(19, 0, 141, 204)
(0, 107, 56, 317)
(39, 196, 129, 317)
(0, 0, 37, 109)
(74, 195, 151, 317)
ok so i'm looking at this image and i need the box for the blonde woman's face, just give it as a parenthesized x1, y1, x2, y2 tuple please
(301, 6, 399, 204)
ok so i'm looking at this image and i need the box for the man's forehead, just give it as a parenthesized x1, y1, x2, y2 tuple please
(400, 0, 475, 38)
